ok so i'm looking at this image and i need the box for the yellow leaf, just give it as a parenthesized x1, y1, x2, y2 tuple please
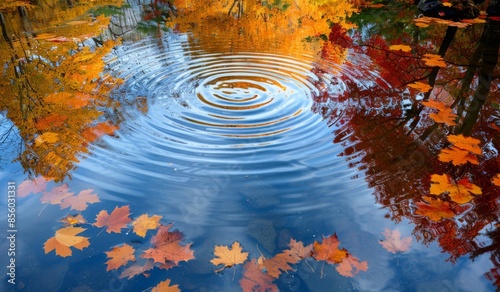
(44, 226, 90, 257)
(132, 214, 162, 237)
(439, 146, 479, 165)
(35, 132, 59, 145)
(429, 174, 482, 204)
(408, 81, 432, 92)
(389, 45, 412, 52)
(210, 241, 249, 272)
(442, 2, 452, 6)
(447, 134, 482, 155)
(493, 174, 500, 186)
(422, 54, 447, 67)
(152, 279, 180, 292)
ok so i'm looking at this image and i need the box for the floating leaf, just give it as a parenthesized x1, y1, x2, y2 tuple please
(389, 45, 412, 52)
(18, 176, 50, 197)
(119, 260, 155, 279)
(415, 196, 455, 221)
(493, 174, 500, 186)
(60, 214, 86, 226)
(286, 239, 313, 261)
(41, 184, 74, 205)
(240, 259, 278, 292)
(151, 279, 180, 292)
(336, 254, 368, 277)
(429, 174, 482, 204)
(447, 134, 482, 155)
(379, 228, 412, 253)
(422, 100, 457, 125)
(132, 214, 162, 237)
(94, 205, 132, 233)
(439, 146, 479, 165)
(210, 241, 248, 272)
(59, 189, 100, 211)
(44, 226, 89, 257)
(258, 251, 298, 279)
(408, 81, 432, 93)
(422, 54, 447, 67)
(105, 244, 136, 271)
(141, 224, 195, 266)
(312, 234, 348, 264)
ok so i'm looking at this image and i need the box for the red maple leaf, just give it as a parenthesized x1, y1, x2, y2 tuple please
(94, 206, 132, 233)
(141, 224, 195, 266)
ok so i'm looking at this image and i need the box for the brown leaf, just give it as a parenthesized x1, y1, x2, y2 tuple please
(415, 196, 455, 221)
(141, 224, 195, 266)
(240, 259, 278, 292)
(151, 279, 180, 292)
(379, 228, 412, 253)
(105, 244, 136, 271)
(210, 241, 248, 272)
(119, 260, 155, 279)
(312, 234, 348, 264)
(44, 226, 90, 257)
(286, 239, 313, 261)
(41, 184, 74, 205)
(60, 214, 86, 226)
(258, 251, 298, 278)
(132, 214, 162, 237)
(59, 189, 100, 211)
(336, 254, 368, 277)
(18, 176, 50, 197)
(94, 206, 132, 233)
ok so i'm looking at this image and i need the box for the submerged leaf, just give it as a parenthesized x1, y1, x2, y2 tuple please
(336, 254, 368, 277)
(59, 189, 100, 211)
(18, 176, 50, 197)
(379, 228, 412, 253)
(415, 196, 455, 221)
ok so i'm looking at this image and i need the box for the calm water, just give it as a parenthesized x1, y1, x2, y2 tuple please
(1, 1, 499, 291)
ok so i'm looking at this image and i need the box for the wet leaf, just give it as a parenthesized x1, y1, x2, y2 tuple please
(41, 184, 74, 205)
(286, 239, 313, 261)
(379, 228, 412, 253)
(240, 259, 278, 292)
(389, 45, 411, 52)
(493, 174, 500, 186)
(18, 176, 50, 197)
(422, 54, 446, 67)
(312, 234, 349, 264)
(429, 174, 482, 204)
(59, 189, 100, 211)
(119, 259, 155, 279)
(439, 146, 479, 165)
(105, 244, 136, 271)
(152, 279, 180, 292)
(258, 251, 298, 279)
(141, 224, 195, 266)
(422, 100, 457, 125)
(60, 214, 86, 226)
(210, 241, 248, 272)
(447, 134, 482, 155)
(336, 254, 368, 277)
(408, 81, 432, 92)
(132, 214, 162, 237)
(94, 205, 132, 233)
(415, 196, 455, 221)
(44, 226, 89, 257)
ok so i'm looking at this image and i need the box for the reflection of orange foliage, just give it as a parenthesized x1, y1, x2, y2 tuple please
(415, 196, 455, 221)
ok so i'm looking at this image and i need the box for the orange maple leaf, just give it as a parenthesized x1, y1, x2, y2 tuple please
(141, 224, 195, 266)
(18, 176, 50, 197)
(94, 205, 132, 233)
(286, 239, 313, 261)
(40, 184, 74, 205)
(312, 234, 348, 264)
(408, 81, 433, 93)
(35, 113, 68, 131)
(438, 146, 479, 165)
(132, 214, 162, 238)
(60, 214, 86, 226)
(105, 244, 136, 271)
(379, 228, 412, 253)
(422, 100, 457, 125)
(389, 45, 411, 52)
(336, 254, 368, 277)
(258, 251, 298, 279)
(81, 122, 119, 142)
(119, 259, 155, 279)
(151, 279, 180, 292)
(414, 196, 455, 221)
(493, 174, 500, 186)
(421, 99, 447, 110)
(44, 226, 90, 257)
(210, 241, 248, 272)
(59, 189, 100, 211)
(240, 259, 278, 292)
(429, 174, 482, 204)
(422, 54, 447, 67)
(447, 134, 482, 155)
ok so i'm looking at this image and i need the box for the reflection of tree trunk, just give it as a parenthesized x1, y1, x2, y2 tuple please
(0, 12, 12, 45)
(18, 6, 33, 35)
(454, 40, 483, 118)
(458, 21, 500, 135)
(66, 0, 74, 8)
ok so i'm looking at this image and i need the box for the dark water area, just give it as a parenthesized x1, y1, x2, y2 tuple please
(1, 0, 500, 291)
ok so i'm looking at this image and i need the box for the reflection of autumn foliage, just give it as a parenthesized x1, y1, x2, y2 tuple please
(0, 9, 122, 181)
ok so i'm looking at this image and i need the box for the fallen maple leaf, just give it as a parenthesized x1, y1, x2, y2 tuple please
(44, 226, 90, 257)
(41, 184, 74, 205)
(59, 189, 100, 211)
(447, 134, 482, 155)
(240, 259, 278, 292)
(422, 100, 457, 125)
(389, 45, 412, 52)
(422, 54, 447, 67)
(421, 99, 447, 110)
(415, 196, 455, 221)
(60, 214, 86, 226)
(493, 174, 500, 186)
(286, 239, 313, 261)
(141, 224, 195, 266)
(210, 241, 248, 272)
(119, 260, 155, 279)
(18, 176, 50, 197)
(258, 251, 298, 279)
(336, 254, 368, 277)
(132, 214, 162, 237)
(439, 146, 479, 165)
(312, 234, 348, 264)
(408, 81, 433, 93)
(105, 244, 136, 271)
(94, 205, 132, 233)
(152, 279, 180, 292)
(429, 174, 482, 204)
(379, 228, 412, 254)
